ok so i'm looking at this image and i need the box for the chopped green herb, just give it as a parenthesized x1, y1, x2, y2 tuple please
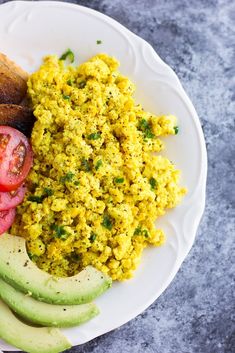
(50, 224, 69, 240)
(81, 158, 91, 172)
(27, 195, 44, 203)
(28, 188, 54, 203)
(114, 177, 124, 184)
(149, 177, 157, 190)
(174, 126, 179, 135)
(134, 226, 142, 236)
(28, 252, 39, 262)
(133, 226, 149, 238)
(60, 172, 75, 183)
(67, 79, 73, 86)
(144, 129, 155, 139)
(139, 119, 149, 130)
(74, 181, 80, 186)
(142, 229, 149, 238)
(95, 159, 102, 171)
(89, 232, 97, 243)
(78, 81, 86, 89)
(70, 252, 81, 263)
(44, 188, 53, 196)
(96, 40, 102, 44)
(88, 132, 101, 140)
(102, 214, 113, 230)
(138, 118, 155, 139)
(62, 94, 70, 100)
(59, 49, 75, 63)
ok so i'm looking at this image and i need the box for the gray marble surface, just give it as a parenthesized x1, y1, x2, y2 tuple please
(0, 0, 235, 352)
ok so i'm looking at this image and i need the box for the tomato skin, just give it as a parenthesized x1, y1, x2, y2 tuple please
(0, 208, 16, 235)
(0, 184, 16, 192)
(0, 184, 26, 211)
(0, 126, 33, 191)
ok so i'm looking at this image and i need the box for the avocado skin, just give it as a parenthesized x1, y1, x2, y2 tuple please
(0, 299, 71, 353)
(0, 278, 99, 327)
(0, 234, 112, 305)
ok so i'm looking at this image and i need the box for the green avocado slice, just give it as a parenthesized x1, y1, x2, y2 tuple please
(0, 233, 112, 304)
(0, 299, 71, 353)
(0, 278, 99, 327)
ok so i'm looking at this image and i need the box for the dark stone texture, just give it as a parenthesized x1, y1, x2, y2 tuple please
(0, 1, 234, 352)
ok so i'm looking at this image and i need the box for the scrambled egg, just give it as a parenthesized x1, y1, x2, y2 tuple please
(11, 54, 186, 281)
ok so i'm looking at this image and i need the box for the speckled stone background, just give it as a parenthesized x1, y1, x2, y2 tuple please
(0, 0, 234, 353)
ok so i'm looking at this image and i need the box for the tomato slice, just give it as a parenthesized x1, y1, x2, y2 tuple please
(0, 126, 33, 191)
(0, 208, 16, 235)
(0, 184, 26, 211)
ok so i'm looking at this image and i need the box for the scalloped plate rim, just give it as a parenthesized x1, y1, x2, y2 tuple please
(0, 1, 207, 351)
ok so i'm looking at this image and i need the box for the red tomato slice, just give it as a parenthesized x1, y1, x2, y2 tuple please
(0, 208, 16, 235)
(0, 126, 33, 191)
(0, 184, 26, 211)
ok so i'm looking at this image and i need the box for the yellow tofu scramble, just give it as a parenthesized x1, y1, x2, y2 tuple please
(11, 53, 186, 281)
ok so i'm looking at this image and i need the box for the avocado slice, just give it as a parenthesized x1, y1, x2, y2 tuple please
(0, 278, 99, 327)
(0, 234, 112, 304)
(0, 299, 71, 353)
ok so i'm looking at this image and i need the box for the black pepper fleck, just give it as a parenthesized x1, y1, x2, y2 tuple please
(24, 260, 29, 267)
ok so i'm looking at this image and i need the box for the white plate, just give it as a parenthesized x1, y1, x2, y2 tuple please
(0, 1, 207, 351)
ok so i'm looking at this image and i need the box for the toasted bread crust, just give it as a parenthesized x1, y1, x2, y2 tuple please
(0, 61, 27, 104)
(0, 53, 29, 81)
(0, 104, 35, 136)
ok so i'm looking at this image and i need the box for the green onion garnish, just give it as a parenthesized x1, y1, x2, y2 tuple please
(138, 119, 155, 139)
(89, 232, 97, 243)
(174, 126, 179, 135)
(81, 158, 91, 172)
(50, 224, 69, 240)
(102, 214, 113, 230)
(60, 172, 75, 183)
(149, 177, 157, 190)
(59, 49, 75, 63)
(27, 195, 44, 203)
(88, 132, 101, 140)
(95, 159, 102, 170)
(114, 177, 124, 184)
